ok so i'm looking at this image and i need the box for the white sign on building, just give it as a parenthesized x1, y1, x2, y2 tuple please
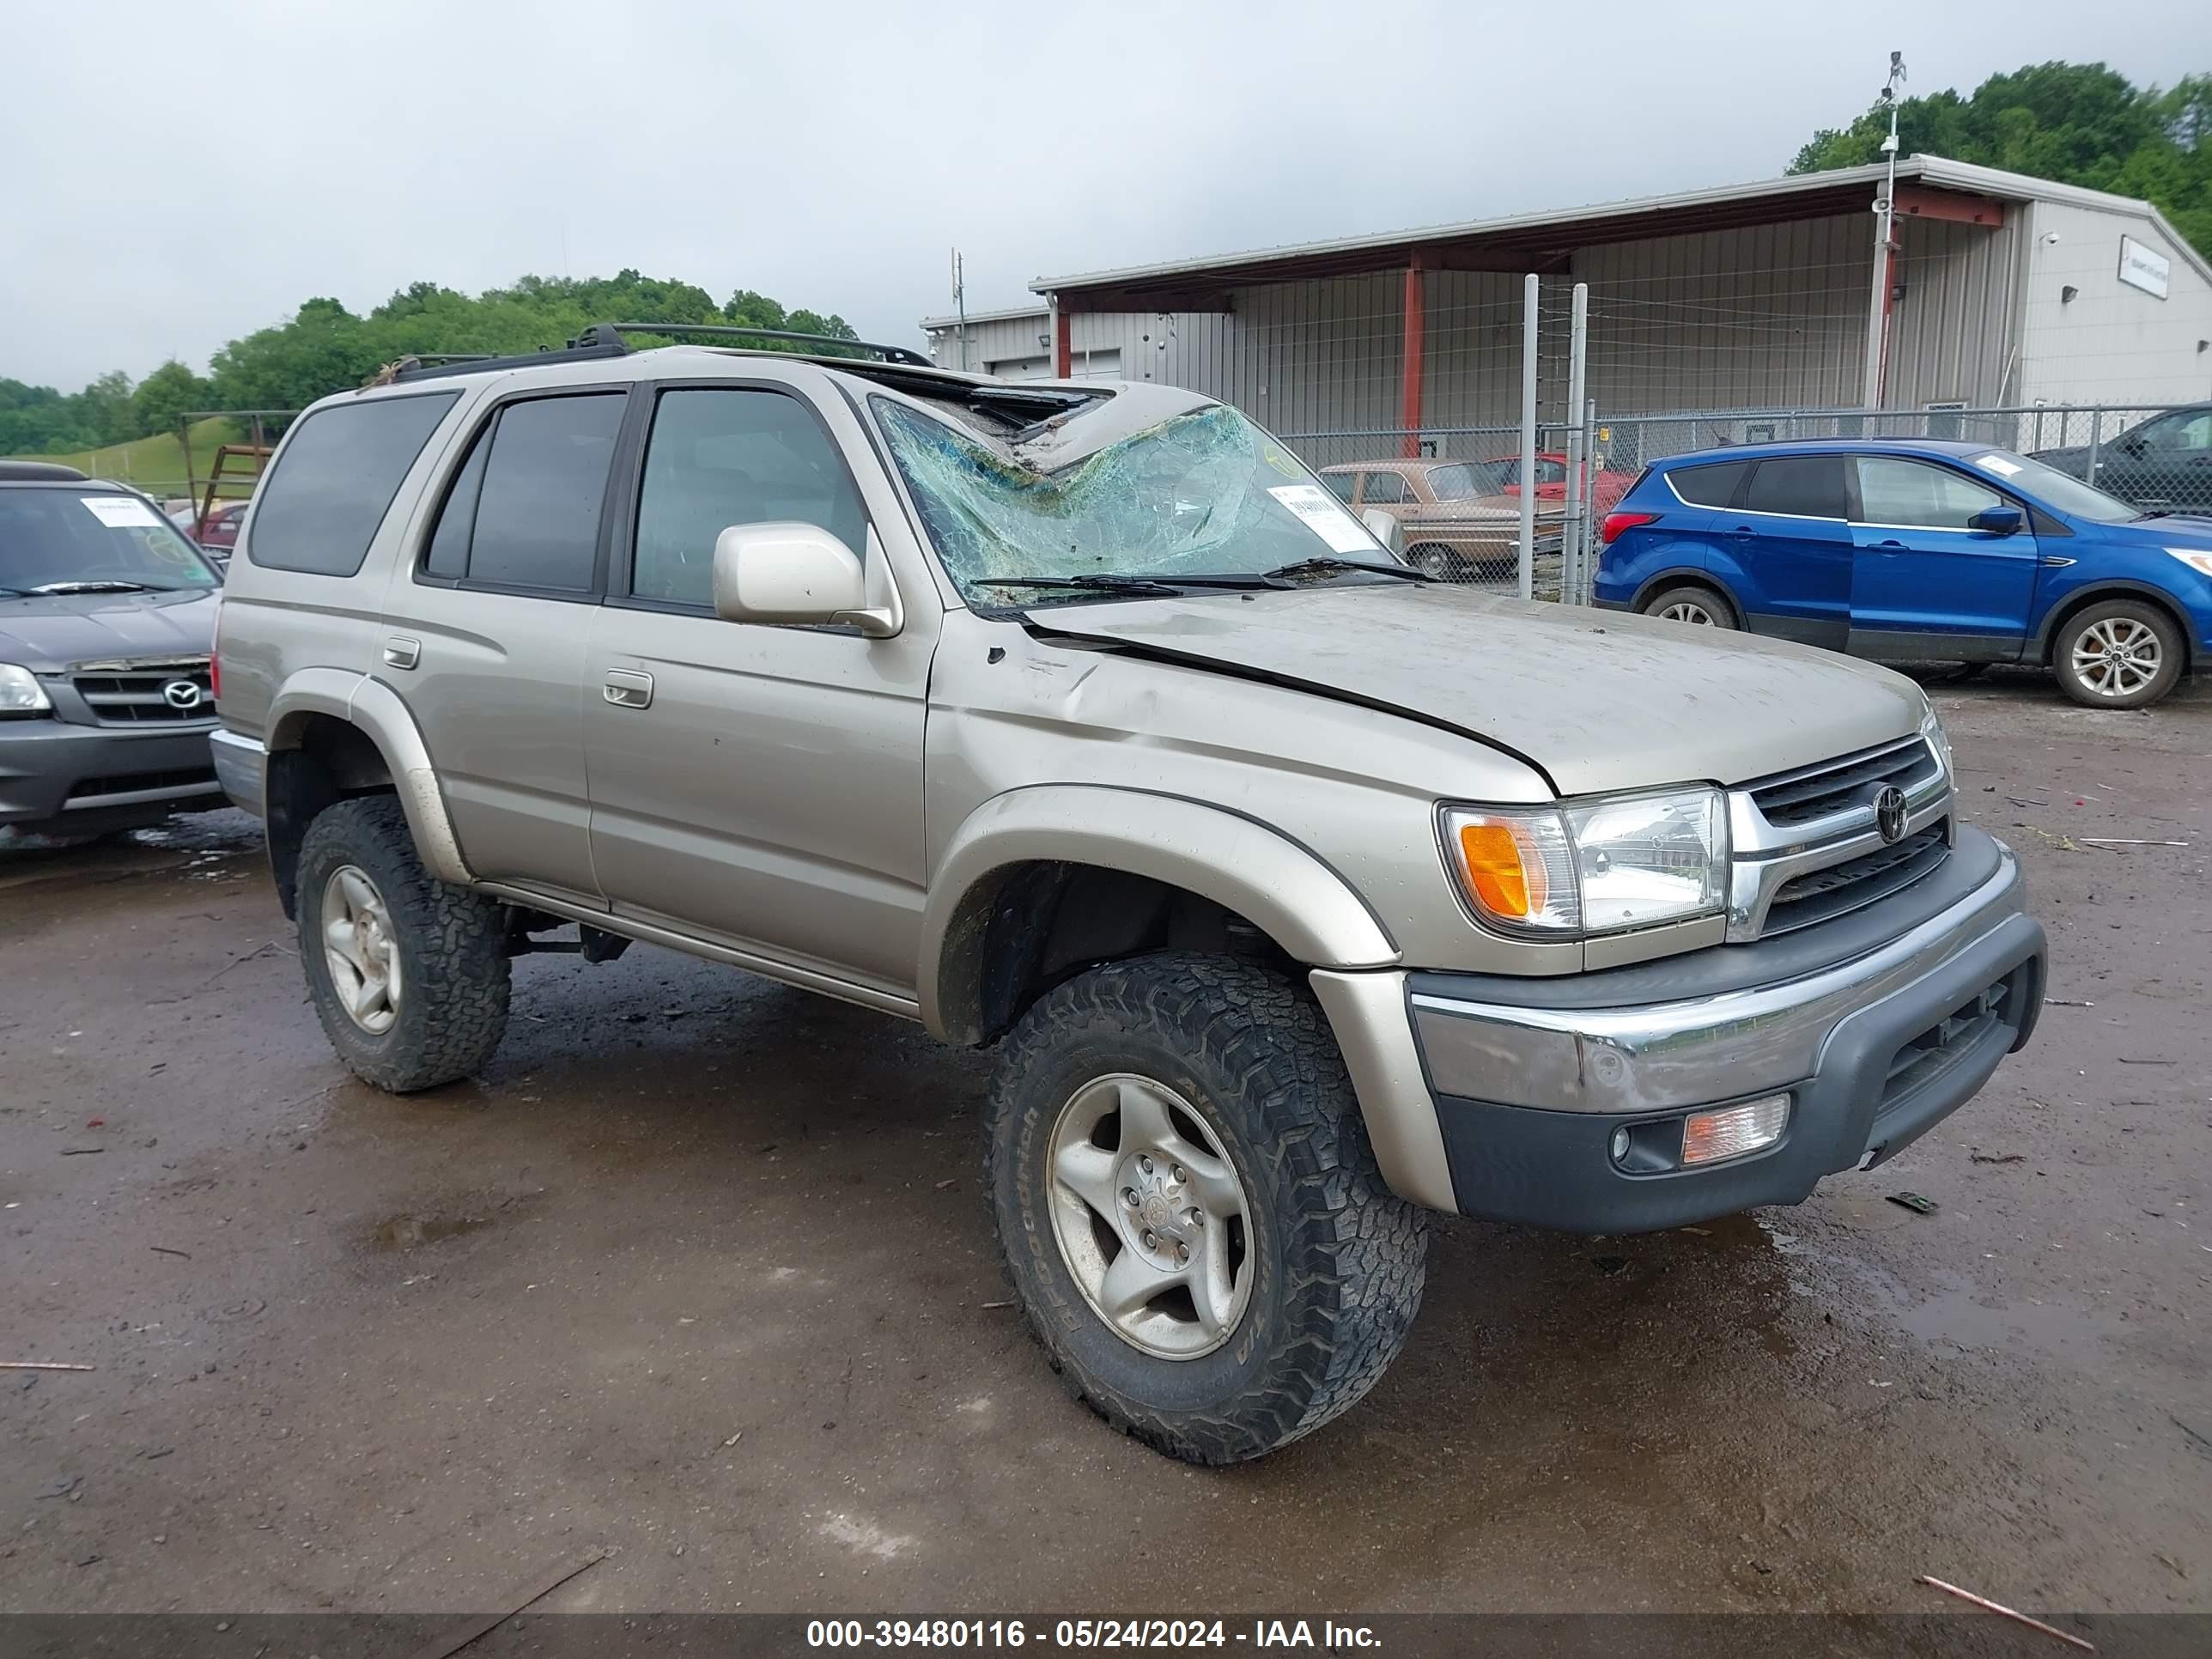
(2117, 234, 2171, 300)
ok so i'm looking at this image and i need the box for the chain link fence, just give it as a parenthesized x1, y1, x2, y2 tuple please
(1282, 402, 2211, 603)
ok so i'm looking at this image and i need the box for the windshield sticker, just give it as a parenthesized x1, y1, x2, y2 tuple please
(1267, 483, 1377, 555)
(1261, 443, 1304, 478)
(1972, 453, 2023, 478)
(81, 495, 162, 529)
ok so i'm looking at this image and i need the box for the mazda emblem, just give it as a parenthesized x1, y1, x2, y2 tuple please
(161, 679, 204, 711)
(1874, 784, 1908, 844)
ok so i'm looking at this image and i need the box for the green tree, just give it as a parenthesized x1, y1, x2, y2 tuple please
(1790, 61, 2212, 259)
(131, 360, 212, 438)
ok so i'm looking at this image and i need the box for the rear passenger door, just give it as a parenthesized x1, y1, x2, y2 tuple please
(379, 386, 632, 905)
(580, 378, 933, 1000)
(1846, 456, 2036, 659)
(1715, 454, 1851, 649)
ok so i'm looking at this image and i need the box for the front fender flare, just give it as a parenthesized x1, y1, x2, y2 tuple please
(920, 785, 1399, 1042)
(267, 670, 473, 886)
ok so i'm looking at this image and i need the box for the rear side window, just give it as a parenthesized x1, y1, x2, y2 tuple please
(422, 392, 627, 592)
(1744, 455, 1846, 519)
(630, 388, 868, 607)
(248, 392, 459, 574)
(1667, 459, 1749, 507)
(1322, 472, 1358, 503)
(1361, 471, 1407, 504)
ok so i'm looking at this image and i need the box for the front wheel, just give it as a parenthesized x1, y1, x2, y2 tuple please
(2052, 599, 2184, 709)
(985, 954, 1428, 1464)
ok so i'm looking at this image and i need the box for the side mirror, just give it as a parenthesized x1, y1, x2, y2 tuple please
(1360, 506, 1407, 556)
(1968, 505, 2024, 537)
(711, 521, 900, 636)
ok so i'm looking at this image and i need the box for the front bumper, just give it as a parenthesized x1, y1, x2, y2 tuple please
(0, 718, 222, 833)
(1312, 828, 2045, 1231)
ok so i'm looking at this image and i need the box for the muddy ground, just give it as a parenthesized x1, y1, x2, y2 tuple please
(2, 668, 2206, 1620)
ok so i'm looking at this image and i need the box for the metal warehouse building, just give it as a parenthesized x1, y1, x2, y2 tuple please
(922, 156, 2212, 453)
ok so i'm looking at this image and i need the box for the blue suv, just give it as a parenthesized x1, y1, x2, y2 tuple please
(1593, 439, 2212, 709)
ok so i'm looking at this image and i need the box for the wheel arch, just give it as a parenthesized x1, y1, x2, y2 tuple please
(1630, 566, 1735, 614)
(263, 671, 473, 915)
(920, 786, 1399, 1045)
(2033, 581, 2196, 673)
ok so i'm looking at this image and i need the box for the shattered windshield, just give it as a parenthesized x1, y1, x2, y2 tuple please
(872, 396, 1394, 604)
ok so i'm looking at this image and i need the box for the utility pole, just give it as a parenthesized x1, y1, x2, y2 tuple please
(951, 248, 969, 373)
(1859, 51, 1907, 410)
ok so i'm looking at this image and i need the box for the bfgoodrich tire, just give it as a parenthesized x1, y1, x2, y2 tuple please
(295, 795, 511, 1091)
(985, 953, 1428, 1464)
(2051, 599, 2185, 709)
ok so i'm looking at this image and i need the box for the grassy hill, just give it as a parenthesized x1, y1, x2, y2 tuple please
(5, 416, 246, 500)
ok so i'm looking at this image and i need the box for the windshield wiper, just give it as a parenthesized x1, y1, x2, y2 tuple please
(970, 574, 1188, 599)
(1262, 556, 1434, 583)
(27, 580, 159, 594)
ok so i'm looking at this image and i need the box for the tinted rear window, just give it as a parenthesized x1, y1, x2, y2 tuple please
(1744, 455, 1847, 519)
(1667, 459, 1749, 507)
(247, 392, 459, 574)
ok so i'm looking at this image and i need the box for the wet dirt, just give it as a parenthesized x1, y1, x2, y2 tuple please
(0, 671, 2206, 1616)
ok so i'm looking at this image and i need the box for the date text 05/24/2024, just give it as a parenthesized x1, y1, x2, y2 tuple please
(805, 1620, 1381, 1649)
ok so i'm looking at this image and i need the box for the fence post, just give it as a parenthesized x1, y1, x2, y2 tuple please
(1560, 283, 1589, 606)
(1580, 398, 1597, 605)
(2087, 413, 2100, 488)
(1518, 274, 1539, 604)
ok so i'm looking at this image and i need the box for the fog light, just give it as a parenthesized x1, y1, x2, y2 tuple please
(1680, 1094, 1790, 1166)
(1609, 1127, 1632, 1163)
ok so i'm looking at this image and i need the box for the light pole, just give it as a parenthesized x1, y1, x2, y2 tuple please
(1859, 51, 1908, 410)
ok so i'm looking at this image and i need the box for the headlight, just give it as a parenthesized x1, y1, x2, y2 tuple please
(1919, 701, 1954, 783)
(0, 664, 52, 716)
(2164, 546, 2212, 579)
(1440, 787, 1728, 937)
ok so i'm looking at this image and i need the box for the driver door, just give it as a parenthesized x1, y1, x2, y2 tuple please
(1847, 455, 2038, 660)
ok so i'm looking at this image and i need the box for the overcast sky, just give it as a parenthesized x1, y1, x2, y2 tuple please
(6, 1, 2201, 390)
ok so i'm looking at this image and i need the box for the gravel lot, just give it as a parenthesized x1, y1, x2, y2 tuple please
(3, 668, 2207, 1620)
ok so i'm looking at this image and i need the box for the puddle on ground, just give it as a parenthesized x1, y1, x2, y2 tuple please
(369, 1212, 495, 1250)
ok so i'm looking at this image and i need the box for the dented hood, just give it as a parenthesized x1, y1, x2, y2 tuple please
(1030, 583, 1928, 797)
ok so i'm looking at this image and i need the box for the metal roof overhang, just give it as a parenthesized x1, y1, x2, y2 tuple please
(1039, 164, 2011, 313)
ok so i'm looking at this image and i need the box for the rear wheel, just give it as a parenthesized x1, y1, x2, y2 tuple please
(1407, 543, 1458, 580)
(2052, 599, 2184, 709)
(1639, 582, 1739, 629)
(985, 953, 1428, 1464)
(295, 796, 511, 1091)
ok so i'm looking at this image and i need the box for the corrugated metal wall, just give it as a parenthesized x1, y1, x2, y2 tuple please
(2013, 201, 2212, 405)
(933, 210, 2031, 427)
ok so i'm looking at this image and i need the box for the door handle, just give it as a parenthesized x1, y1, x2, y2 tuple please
(1873, 539, 1908, 550)
(602, 669, 654, 710)
(382, 636, 420, 670)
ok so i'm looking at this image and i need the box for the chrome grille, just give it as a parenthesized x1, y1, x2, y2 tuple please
(1763, 824, 1949, 934)
(1747, 737, 1938, 827)
(70, 659, 214, 726)
(1728, 732, 1954, 942)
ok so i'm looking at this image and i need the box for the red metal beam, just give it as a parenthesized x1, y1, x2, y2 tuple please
(1054, 308, 1072, 378)
(1892, 185, 2005, 228)
(1401, 260, 1425, 459)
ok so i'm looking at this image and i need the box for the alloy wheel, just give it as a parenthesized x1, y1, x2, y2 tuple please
(320, 865, 402, 1034)
(1046, 1073, 1254, 1359)
(2069, 617, 2162, 700)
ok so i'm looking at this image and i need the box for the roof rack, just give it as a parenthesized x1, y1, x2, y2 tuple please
(383, 320, 932, 384)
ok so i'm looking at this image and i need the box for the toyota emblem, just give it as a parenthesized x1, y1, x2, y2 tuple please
(1873, 784, 1908, 844)
(161, 678, 204, 711)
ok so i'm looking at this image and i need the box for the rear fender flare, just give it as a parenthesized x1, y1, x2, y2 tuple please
(267, 670, 472, 885)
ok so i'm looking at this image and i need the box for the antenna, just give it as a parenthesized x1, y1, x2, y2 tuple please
(951, 247, 969, 373)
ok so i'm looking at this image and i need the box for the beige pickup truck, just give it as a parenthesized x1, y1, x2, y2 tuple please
(210, 325, 2048, 1463)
